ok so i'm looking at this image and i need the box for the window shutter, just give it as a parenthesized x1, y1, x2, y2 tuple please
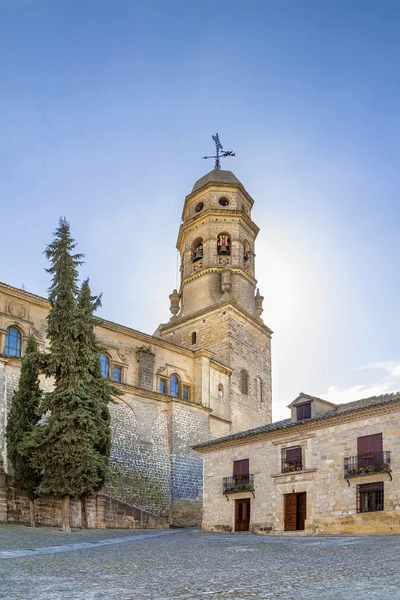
(233, 459, 249, 476)
(358, 433, 382, 455)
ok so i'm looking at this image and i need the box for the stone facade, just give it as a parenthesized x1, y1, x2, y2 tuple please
(195, 393, 400, 535)
(0, 169, 272, 526)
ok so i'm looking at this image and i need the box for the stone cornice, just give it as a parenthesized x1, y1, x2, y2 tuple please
(177, 210, 259, 250)
(180, 264, 257, 289)
(159, 300, 273, 336)
(192, 400, 400, 453)
(112, 381, 213, 413)
(0, 282, 194, 358)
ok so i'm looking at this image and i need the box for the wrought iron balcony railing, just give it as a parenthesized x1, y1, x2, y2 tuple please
(281, 458, 303, 473)
(222, 474, 255, 494)
(344, 451, 391, 478)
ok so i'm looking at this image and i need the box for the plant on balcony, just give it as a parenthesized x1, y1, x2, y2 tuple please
(346, 468, 357, 477)
(365, 465, 378, 473)
(358, 466, 366, 474)
(380, 463, 390, 472)
(361, 453, 374, 459)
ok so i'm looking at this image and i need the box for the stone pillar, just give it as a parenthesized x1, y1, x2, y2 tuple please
(136, 347, 155, 391)
(0, 462, 8, 522)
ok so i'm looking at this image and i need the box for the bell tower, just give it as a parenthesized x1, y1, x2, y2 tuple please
(158, 169, 272, 432)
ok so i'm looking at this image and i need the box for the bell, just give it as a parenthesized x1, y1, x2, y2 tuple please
(218, 244, 230, 255)
(243, 251, 249, 261)
(193, 248, 203, 261)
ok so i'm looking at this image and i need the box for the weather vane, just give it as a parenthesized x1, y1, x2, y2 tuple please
(202, 134, 235, 170)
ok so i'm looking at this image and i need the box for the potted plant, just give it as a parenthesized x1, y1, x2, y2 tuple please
(361, 452, 374, 459)
(366, 465, 378, 473)
(358, 466, 366, 474)
(380, 463, 390, 472)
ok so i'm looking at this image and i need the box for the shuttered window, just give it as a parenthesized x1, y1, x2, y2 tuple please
(296, 402, 311, 421)
(233, 459, 249, 477)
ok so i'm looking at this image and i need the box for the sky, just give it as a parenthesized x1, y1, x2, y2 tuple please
(1, 0, 400, 421)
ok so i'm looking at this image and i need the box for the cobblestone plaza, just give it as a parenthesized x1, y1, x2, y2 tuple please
(0, 525, 399, 599)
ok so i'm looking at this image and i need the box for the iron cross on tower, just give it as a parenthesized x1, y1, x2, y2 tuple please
(202, 134, 235, 170)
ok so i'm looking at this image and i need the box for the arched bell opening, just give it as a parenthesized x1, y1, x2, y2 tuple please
(217, 233, 231, 256)
(192, 238, 204, 263)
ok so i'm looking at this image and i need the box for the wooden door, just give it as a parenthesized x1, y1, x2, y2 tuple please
(235, 498, 250, 532)
(284, 494, 297, 531)
(297, 492, 307, 530)
(284, 493, 307, 531)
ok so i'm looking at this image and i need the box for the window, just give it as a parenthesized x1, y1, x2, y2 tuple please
(240, 369, 249, 395)
(195, 202, 204, 213)
(191, 332, 197, 345)
(113, 366, 122, 383)
(256, 377, 263, 403)
(219, 197, 229, 207)
(192, 238, 203, 263)
(170, 374, 179, 398)
(357, 482, 384, 513)
(217, 233, 231, 255)
(243, 240, 250, 262)
(296, 402, 311, 421)
(159, 379, 167, 394)
(233, 459, 249, 477)
(218, 383, 224, 398)
(282, 446, 303, 473)
(182, 386, 189, 401)
(4, 327, 22, 357)
(100, 354, 109, 378)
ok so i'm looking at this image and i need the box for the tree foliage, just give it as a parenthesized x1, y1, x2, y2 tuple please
(6, 335, 42, 500)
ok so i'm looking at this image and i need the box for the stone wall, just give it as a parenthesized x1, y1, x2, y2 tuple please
(199, 404, 400, 535)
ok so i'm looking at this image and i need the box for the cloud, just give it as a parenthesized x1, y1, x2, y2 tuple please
(317, 359, 400, 405)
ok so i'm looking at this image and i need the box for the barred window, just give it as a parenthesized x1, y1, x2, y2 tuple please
(4, 327, 22, 357)
(281, 446, 303, 473)
(357, 482, 384, 513)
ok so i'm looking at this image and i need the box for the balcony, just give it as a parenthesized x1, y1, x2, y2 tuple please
(223, 474, 255, 495)
(281, 458, 303, 473)
(344, 451, 391, 479)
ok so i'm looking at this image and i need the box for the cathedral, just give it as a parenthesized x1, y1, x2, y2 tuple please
(0, 168, 272, 526)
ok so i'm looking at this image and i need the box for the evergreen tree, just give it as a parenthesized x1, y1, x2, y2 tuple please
(34, 218, 104, 532)
(75, 279, 120, 526)
(6, 335, 42, 527)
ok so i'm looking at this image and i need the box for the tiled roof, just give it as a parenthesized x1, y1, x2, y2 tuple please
(193, 391, 400, 450)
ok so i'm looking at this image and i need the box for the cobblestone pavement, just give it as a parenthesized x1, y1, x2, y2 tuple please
(0, 525, 399, 600)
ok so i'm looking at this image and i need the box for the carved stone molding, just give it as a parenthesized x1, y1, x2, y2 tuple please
(7, 301, 27, 319)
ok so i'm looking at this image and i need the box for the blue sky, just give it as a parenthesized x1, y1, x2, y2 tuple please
(1, 1, 400, 419)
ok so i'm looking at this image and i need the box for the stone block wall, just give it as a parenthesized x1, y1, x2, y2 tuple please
(136, 347, 155, 391)
(199, 405, 400, 535)
(106, 398, 172, 517)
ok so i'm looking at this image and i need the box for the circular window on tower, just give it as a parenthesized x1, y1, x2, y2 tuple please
(195, 202, 204, 213)
(219, 197, 229, 207)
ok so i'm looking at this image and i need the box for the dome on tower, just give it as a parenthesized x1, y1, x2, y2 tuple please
(192, 170, 243, 193)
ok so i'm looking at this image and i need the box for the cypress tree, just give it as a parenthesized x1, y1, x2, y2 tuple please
(34, 218, 103, 532)
(6, 335, 42, 527)
(75, 279, 120, 526)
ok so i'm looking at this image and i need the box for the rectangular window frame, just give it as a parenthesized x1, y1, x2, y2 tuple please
(296, 402, 311, 421)
(357, 482, 384, 513)
(281, 446, 303, 473)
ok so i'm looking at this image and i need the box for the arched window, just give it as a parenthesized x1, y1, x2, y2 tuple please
(170, 374, 179, 398)
(217, 233, 231, 255)
(256, 377, 263, 403)
(4, 326, 22, 357)
(192, 238, 203, 263)
(243, 240, 250, 262)
(191, 332, 197, 345)
(240, 369, 249, 395)
(100, 354, 109, 378)
(218, 383, 224, 398)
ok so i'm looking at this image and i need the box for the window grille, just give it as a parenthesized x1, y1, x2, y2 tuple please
(357, 482, 384, 513)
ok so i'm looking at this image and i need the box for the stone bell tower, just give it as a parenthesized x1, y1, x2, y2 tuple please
(158, 169, 272, 433)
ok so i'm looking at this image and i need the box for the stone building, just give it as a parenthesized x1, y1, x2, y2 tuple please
(194, 392, 400, 534)
(0, 169, 272, 526)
